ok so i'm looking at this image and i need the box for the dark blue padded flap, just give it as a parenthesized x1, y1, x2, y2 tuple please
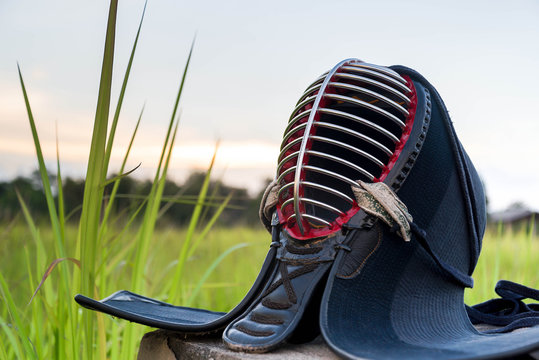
(75, 291, 228, 332)
(75, 245, 278, 333)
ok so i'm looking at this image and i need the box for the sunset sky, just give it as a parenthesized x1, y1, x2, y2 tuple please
(1, 0, 538, 211)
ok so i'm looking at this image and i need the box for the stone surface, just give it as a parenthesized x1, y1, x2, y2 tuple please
(137, 330, 339, 360)
(138, 329, 539, 360)
(137, 331, 176, 360)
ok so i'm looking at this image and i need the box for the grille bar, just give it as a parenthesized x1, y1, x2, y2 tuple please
(340, 66, 411, 94)
(317, 108, 399, 142)
(275, 59, 415, 238)
(282, 111, 311, 140)
(305, 150, 375, 180)
(327, 82, 409, 116)
(290, 96, 317, 120)
(309, 135, 385, 167)
(287, 213, 331, 227)
(296, 84, 322, 105)
(334, 73, 410, 103)
(300, 181, 354, 203)
(300, 197, 345, 216)
(346, 62, 406, 83)
(302, 165, 359, 187)
(324, 94, 405, 128)
(312, 121, 393, 156)
(292, 59, 353, 234)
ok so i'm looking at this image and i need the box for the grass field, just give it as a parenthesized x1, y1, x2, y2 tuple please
(0, 221, 537, 359)
(466, 226, 538, 303)
(1, 222, 537, 309)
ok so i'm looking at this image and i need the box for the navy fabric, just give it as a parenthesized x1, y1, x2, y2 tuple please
(467, 280, 539, 333)
(78, 291, 225, 325)
(408, 222, 473, 288)
(393, 66, 486, 275)
(75, 243, 279, 333)
(321, 248, 539, 360)
(458, 145, 487, 270)
(320, 68, 539, 360)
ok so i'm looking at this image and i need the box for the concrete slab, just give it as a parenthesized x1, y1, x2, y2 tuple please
(137, 329, 539, 360)
(137, 330, 340, 360)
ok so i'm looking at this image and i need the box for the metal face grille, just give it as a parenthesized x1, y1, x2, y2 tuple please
(275, 59, 417, 240)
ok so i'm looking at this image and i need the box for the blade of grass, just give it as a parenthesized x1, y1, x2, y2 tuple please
(17, 66, 65, 259)
(102, 163, 141, 187)
(185, 243, 248, 306)
(0, 320, 23, 360)
(79, 1, 118, 357)
(56, 123, 65, 241)
(28, 258, 81, 305)
(169, 143, 218, 301)
(102, 2, 147, 175)
(129, 36, 195, 295)
(0, 273, 36, 359)
(131, 119, 180, 292)
(98, 3, 147, 267)
(17, 66, 75, 359)
(23, 247, 43, 359)
(122, 120, 180, 360)
(198, 166, 225, 226)
(186, 192, 233, 259)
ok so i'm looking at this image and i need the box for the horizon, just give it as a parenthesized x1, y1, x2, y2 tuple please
(1, 0, 538, 212)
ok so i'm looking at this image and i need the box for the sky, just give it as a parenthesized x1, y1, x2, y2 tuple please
(0, 0, 538, 212)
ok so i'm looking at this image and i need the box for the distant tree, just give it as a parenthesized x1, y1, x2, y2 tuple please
(507, 201, 528, 210)
(62, 178, 85, 220)
(0, 176, 48, 221)
(0, 169, 267, 228)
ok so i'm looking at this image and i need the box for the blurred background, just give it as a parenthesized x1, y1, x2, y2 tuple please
(1, 0, 538, 215)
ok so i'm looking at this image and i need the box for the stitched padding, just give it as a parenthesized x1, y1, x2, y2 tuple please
(235, 324, 275, 337)
(262, 262, 320, 306)
(337, 224, 382, 279)
(250, 313, 285, 325)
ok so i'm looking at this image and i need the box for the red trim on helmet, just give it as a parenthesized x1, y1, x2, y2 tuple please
(375, 75, 417, 183)
(277, 75, 417, 241)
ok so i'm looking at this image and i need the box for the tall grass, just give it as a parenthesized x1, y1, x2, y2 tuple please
(0, 0, 249, 358)
(464, 226, 539, 305)
(0, 224, 268, 359)
(1, 220, 537, 358)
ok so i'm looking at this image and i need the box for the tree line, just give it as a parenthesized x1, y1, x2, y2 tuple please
(0, 170, 269, 228)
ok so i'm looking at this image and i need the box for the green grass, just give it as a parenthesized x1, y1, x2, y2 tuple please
(0, 223, 271, 311)
(464, 227, 539, 305)
(0, 223, 270, 359)
(5, 1, 234, 358)
(0, 220, 537, 358)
